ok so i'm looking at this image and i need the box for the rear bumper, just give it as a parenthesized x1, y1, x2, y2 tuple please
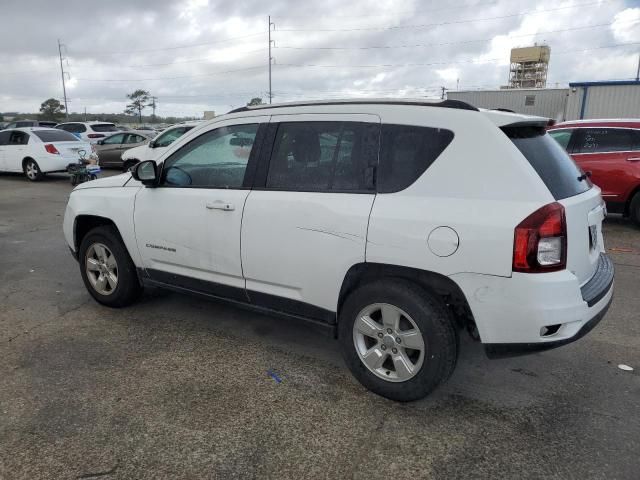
(450, 253, 614, 349)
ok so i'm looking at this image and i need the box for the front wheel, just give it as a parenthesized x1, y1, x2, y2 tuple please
(629, 192, 640, 228)
(23, 158, 44, 181)
(78, 226, 142, 307)
(338, 280, 458, 402)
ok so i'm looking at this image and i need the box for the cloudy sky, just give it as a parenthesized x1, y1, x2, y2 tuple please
(1, 0, 638, 117)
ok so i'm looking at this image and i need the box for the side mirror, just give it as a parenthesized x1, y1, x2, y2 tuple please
(148, 140, 156, 148)
(97, 140, 104, 145)
(131, 160, 159, 187)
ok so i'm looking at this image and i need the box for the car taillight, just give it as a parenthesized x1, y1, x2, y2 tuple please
(513, 202, 567, 273)
(44, 144, 60, 155)
(87, 133, 105, 138)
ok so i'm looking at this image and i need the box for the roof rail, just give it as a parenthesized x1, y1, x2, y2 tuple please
(228, 98, 478, 114)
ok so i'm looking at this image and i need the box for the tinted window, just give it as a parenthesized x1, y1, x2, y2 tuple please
(5, 123, 17, 129)
(574, 128, 633, 153)
(90, 123, 118, 133)
(0, 131, 10, 145)
(377, 124, 454, 193)
(504, 126, 590, 200)
(16, 121, 34, 127)
(548, 129, 573, 150)
(33, 130, 80, 142)
(632, 130, 640, 151)
(266, 122, 378, 192)
(58, 123, 85, 133)
(8, 131, 29, 145)
(163, 124, 258, 188)
(102, 133, 125, 144)
(37, 121, 57, 127)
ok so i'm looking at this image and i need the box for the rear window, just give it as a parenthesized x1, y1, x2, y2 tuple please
(90, 124, 118, 133)
(38, 121, 57, 127)
(33, 130, 80, 142)
(504, 126, 590, 200)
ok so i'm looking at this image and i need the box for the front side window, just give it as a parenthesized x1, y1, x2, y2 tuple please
(266, 122, 378, 192)
(574, 128, 633, 154)
(102, 133, 125, 145)
(377, 124, 454, 193)
(162, 124, 258, 188)
(154, 127, 192, 148)
(548, 129, 573, 150)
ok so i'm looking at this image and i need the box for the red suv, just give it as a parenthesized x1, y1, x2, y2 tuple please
(548, 119, 640, 225)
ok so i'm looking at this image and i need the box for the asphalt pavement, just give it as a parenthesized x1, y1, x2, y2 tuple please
(1, 171, 639, 479)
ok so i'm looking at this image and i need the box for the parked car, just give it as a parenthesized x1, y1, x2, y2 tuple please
(63, 99, 613, 402)
(0, 127, 90, 181)
(548, 119, 640, 225)
(120, 121, 201, 166)
(55, 121, 119, 143)
(2, 119, 58, 129)
(93, 132, 152, 170)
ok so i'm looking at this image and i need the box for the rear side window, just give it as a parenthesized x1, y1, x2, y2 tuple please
(377, 124, 454, 193)
(16, 121, 34, 127)
(33, 130, 79, 142)
(90, 123, 118, 133)
(574, 128, 633, 153)
(504, 126, 590, 200)
(266, 122, 379, 192)
(8, 131, 29, 145)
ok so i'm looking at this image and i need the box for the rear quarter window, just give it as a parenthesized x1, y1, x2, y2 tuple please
(377, 124, 454, 193)
(504, 126, 590, 200)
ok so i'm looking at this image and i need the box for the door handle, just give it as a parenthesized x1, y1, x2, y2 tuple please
(206, 201, 235, 211)
(627, 157, 640, 162)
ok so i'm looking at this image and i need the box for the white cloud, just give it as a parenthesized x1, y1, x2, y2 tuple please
(611, 8, 640, 42)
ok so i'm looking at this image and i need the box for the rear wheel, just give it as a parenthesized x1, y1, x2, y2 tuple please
(629, 192, 640, 227)
(23, 158, 44, 181)
(338, 279, 458, 402)
(78, 226, 142, 307)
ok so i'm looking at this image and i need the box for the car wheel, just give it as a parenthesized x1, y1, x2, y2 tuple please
(23, 158, 44, 181)
(122, 160, 138, 172)
(629, 192, 640, 228)
(78, 225, 142, 307)
(338, 279, 458, 402)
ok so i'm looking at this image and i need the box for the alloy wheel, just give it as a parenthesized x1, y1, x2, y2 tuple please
(85, 243, 118, 295)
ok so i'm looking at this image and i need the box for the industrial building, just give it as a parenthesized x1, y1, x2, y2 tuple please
(447, 80, 640, 121)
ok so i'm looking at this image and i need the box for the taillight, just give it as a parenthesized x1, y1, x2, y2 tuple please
(87, 133, 105, 138)
(513, 202, 567, 273)
(44, 144, 60, 155)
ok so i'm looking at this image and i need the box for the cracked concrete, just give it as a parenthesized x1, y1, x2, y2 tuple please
(1, 171, 639, 479)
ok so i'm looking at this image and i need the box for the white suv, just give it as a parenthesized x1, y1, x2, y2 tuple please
(63, 99, 614, 401)
(56, 121, 119, 143)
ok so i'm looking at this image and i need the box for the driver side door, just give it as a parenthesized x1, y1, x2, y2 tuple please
(97, 133, 126, 166)
(133, 116, 269, 300)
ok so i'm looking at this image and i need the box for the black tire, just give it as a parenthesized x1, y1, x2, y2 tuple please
(338, 279, 458, 402)
(23, 158, 44, 181)
(629, 192, 640, 228)
(122, 160, 138, 172)
(78, 225, 142, 307)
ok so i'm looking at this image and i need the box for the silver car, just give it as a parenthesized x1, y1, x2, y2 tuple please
(94, 132, 152, 170)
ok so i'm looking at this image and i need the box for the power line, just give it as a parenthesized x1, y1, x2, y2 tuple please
(276, 1, 613, 32)
(76, 65, 265, 82)
(274, 20, 638, 51)
(275, 42, 639, 70)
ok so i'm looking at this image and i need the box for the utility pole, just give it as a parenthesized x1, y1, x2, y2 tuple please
(150, 96, 158, 122)
(268, 16, 275, 104)
(84, 107, 87, 121)
(440, 86, 446, 99)
(636, 53, 639, 81)
(57, 39, 69, 118)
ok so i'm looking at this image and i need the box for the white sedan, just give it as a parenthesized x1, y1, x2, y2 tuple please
(0, 127, 91, 181)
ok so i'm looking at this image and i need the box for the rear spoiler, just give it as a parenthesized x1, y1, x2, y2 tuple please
(501, 118, 553, 129)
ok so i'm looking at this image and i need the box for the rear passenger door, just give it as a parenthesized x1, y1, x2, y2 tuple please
(571, 128, 635, 201)
(4, 130, 29, 172)
(241, 114, 380, 319)
(98, 133, 126, 165)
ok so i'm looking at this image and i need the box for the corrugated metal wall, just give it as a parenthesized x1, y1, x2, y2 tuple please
(565, 85, 640, 120)
(447, 89, 569, 120)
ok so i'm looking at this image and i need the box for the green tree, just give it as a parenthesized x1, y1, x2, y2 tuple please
(247, 97, 264, 106)
(39, 98, 65, 120)
(125, 89, 151, 123)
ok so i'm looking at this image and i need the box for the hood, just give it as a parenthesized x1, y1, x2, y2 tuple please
(73, 172, 133, 190)
(121, 143, 150, 160)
